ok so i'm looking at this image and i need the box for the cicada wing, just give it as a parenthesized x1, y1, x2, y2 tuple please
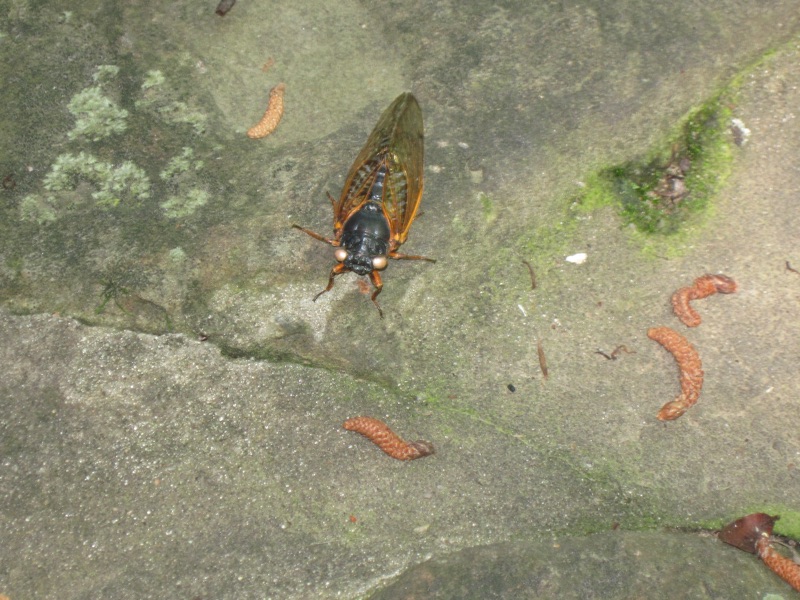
(381, 94, 424, 246)
(333, 155, 381, 235)
(333, 98, 401, 234)
(334, 93, 424, 244)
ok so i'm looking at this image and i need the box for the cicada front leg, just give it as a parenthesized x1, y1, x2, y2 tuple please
(291, 224, 336, 246)
(313, 262, 349, 302)
(369, 270, 384, 318)
(388, 251, 436, 263)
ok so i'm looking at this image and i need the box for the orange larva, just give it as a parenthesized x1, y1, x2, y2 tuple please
(719, 513, 800, 592)
(247, 83, 285, 139)
(756, 535, 800, 592)
(671, 273, 737, 327)
(343, 416, 434, 461)
(647, 326, 704, 421)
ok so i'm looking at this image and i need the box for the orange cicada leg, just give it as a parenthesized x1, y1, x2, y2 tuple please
(388, 251, 436, 263)
(313, 262, 348, 302)
(368, 270, 384, 318)
(291, 224, 336, 246)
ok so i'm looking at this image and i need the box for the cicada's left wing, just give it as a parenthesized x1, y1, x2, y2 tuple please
(332, 153, 383, 237)
(333, 96, 407, 236)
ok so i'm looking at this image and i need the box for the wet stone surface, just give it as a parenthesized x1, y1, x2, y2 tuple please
(371, 531, 794, 599)
(2, 1, 800, 598)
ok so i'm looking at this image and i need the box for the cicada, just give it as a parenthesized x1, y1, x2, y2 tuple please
(293, 92, 434, 317)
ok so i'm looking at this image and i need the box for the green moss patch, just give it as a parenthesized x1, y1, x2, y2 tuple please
(581, 96, 734, 238)
(763, 506, 800, 540)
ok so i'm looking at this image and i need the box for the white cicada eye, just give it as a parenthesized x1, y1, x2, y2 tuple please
(372, 256, 388, 270)
(334, 248, 348, 262)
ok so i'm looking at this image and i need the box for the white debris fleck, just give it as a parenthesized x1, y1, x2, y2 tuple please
(565, 252, 588, 264)
(730, 118, 751, 146)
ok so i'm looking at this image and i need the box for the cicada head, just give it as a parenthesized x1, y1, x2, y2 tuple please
(336, 201, 390, 276)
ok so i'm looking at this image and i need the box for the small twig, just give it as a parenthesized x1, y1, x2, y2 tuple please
(215, 0, 236, 16)
(610, 344, 635, 359)
(537, 340, 548, 380)
(521, 259, 537, 290)
(786, 261, 800, 275)
(596, 344, 635, 360)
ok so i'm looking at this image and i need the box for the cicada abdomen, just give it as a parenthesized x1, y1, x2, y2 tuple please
(293, 93, 434, 317)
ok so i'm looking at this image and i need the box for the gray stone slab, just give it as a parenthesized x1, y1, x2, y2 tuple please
(2, 1, 800, 598)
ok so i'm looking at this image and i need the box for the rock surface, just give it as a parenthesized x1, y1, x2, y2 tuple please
(1, 1, 800, 598)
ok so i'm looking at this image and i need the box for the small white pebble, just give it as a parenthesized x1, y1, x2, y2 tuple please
(565, 252, 588, 264)
(730, 118, 751, 145)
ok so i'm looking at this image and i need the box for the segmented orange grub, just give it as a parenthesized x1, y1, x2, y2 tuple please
(247, 83, 285, 139)
(720, 514, 800, 592)
(671, 273, 737, 327)
(757, 536, 800, 592)
(647, 326, 704, 420)
(343, 416, 434, 461)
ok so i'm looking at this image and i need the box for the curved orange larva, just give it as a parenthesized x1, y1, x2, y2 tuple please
(247, 83, 286, 139)
(757, 536, 800, 592)
(343, 416, 434, 461)
(647, 326, 704, 421)
(671, 273, 737, 327)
